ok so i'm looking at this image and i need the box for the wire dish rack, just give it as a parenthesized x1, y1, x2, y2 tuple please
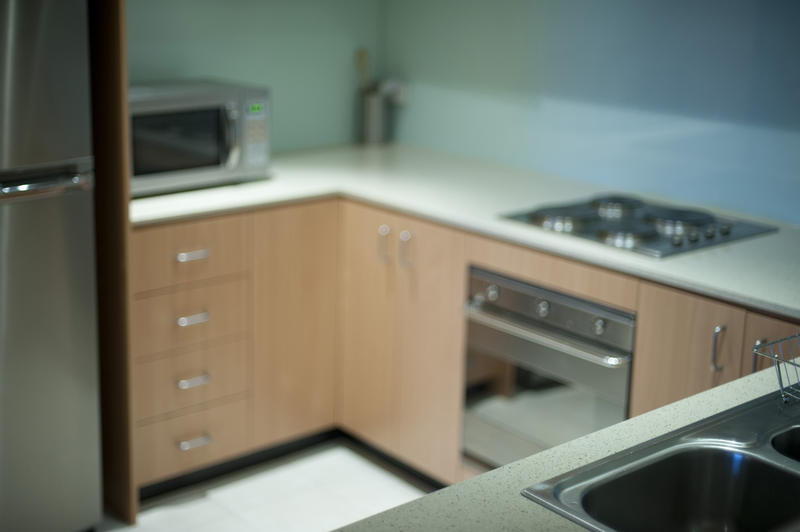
(754, 333, 800, 402)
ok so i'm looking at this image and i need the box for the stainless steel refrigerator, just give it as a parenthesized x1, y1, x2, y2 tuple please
(0, 1, 102, 530)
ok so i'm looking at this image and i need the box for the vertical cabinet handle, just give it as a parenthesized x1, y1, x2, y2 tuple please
(377, 224, 391, 262)
(710, 325, 727, 372)
(398, 229, 413, 268)
(752, 338, 768, 373)
(177, 373, 211, 390)
(177, 434, 211, 452)
(176, 249, 210, 263)
(177, 311, 210, 328)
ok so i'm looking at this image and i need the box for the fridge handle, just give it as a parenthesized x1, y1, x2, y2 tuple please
(0, 172, 93, 199)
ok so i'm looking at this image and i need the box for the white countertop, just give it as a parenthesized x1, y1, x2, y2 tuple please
(131, 144, 800, 320)
(340, 368, 779, 531)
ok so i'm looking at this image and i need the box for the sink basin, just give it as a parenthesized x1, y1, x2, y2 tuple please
(772, 426, 800, 462)
(523, 393, 800, 531)
(582, 447, 800, 531)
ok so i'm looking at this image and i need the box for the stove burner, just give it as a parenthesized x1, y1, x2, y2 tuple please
(586, 220, 659, 250)
(527, 205, 596, 233)
(645, 206, 716, 237)
(591, 195, 645, 221)
(506, 193, 777, 258)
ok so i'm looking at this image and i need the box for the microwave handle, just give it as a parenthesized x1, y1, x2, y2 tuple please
(222, 104, 241, 169)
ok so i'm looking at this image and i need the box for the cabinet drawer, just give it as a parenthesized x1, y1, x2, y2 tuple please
(133, 339, 248, 421)
(135, 399, 248, 486)
(131, 214, 248, 293)
(131, 279, 248, 357)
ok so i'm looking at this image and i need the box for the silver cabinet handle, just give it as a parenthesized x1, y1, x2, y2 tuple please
(177, 311, 209, 327)
(177, 434, 211, 452)
(176, 249, 210, 263)
(398, 229, 412, 268)
(752, 338, 768, 373)
(710, 325, 727, 372)
(377, 224, 391, 262)
(177, 373, 210, 390)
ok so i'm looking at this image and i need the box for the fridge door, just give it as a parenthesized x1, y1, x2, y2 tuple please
(0, 0, 92, 171)
(0, 171, 101, 532)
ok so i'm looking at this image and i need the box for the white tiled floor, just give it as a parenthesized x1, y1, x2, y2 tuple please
(99, 441, 430, 532)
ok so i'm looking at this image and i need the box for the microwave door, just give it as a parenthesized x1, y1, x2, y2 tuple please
(132, 108, 227, 176)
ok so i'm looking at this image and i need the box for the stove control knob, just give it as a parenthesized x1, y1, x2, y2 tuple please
(593, 318, 607, 336)
(536, 300, 550, 318)
(719, 223, 732, 236)
(486, 284, 500, 302)
(671, 235, 684, 247)
(687, 230, 700, 243)
(705, 226, 716, 239)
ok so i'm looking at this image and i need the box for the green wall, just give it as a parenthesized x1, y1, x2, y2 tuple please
(127, 0, 385, 153)
(382, 0, 800, 224)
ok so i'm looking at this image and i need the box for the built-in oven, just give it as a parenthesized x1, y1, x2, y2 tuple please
(463, 267, 635, 470)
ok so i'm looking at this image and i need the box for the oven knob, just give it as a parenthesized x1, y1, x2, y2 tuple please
(536, 300, 550, 318)
(486, 284, 500, 302)
(593, 318, 607, 336)
(719, 223, 732, 236)
(705, 226, 716, 239)
(687, 230, 700, 243)
(671, 235, 683, 247)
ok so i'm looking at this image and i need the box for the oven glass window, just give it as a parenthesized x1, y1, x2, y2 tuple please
(132, 108, 223, 176)
(463, 351, 624, 470)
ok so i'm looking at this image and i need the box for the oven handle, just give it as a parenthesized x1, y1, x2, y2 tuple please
(466, 305, 631, 370)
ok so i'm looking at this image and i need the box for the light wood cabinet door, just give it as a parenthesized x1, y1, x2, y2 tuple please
(251, 200, 338, 448)
(134, 398, 248, 486)
(742, 313, 800, 375)
(130, 278, 249, 357)
(630, 282, 746, 416)
(130, 214, 248, 293)
(338, 201, 466, 484)
(393, 214, 466, 485)
(338, 202, 400, 453)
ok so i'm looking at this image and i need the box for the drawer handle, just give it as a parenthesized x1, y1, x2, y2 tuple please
(177, 373, 211, 390)
(176, 249, 210, 263)
(177, 434, 211, 452)
(177, 311, 209, 328)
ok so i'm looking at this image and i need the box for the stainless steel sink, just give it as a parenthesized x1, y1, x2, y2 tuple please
(523, 392, 800, 531)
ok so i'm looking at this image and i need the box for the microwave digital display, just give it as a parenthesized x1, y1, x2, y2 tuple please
(132, 108, 223, 176)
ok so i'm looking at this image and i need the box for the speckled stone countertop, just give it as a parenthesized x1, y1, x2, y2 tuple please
(339, 369, 778, 531)
(131, 144, 800, 320)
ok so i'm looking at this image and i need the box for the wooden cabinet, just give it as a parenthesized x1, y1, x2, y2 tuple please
(339, 201, 466, 484)
(251, 200, 338, 447)
(630, 282, 746, 416)
(129, 212, 252, 487)
(742, 313, 800, 375)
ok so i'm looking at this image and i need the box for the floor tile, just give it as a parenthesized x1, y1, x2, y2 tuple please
(99, 440, 431, 532)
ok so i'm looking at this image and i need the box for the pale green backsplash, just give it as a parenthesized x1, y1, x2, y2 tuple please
(127, 1, 800, 224)
(383, 0, 800, 225)
(127, 0, 385, 153)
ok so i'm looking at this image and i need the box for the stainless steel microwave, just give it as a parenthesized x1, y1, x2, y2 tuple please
(129, 80, 270, 197)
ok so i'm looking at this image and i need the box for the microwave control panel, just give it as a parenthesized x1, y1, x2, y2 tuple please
(244, 99, 269, 168)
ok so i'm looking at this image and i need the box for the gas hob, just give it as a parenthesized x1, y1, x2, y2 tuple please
(507, 195, 777, 258)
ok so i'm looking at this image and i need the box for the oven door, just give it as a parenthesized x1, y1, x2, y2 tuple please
(463, 304, 631, 469)
(130, 100, 241, 197)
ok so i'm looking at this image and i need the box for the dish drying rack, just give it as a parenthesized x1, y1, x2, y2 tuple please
(754, 333, 800, 402)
